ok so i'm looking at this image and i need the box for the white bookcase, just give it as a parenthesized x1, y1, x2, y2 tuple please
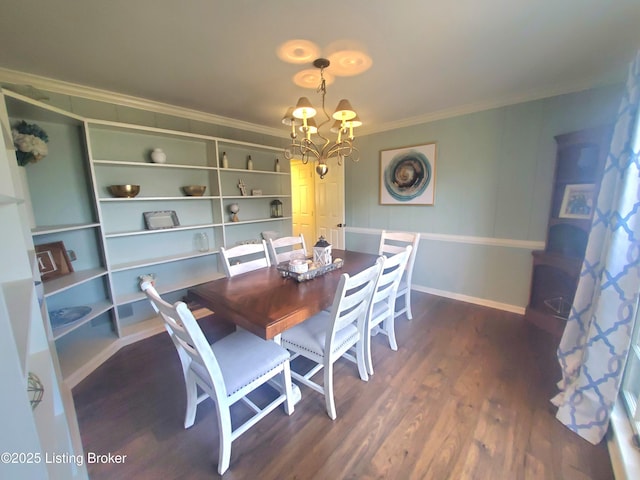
(3, 90, 292, 387)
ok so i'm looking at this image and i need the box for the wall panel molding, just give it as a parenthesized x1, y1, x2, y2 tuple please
(346, 226, 545, 250)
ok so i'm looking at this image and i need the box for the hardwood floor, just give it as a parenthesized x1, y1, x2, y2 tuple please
(72, 293, 614, 479)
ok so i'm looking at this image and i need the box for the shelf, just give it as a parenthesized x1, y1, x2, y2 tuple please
(100, 195, 220, 202)
(224, 216, 292, 225)
(105, 222, 222, 238)
(525, 305, 567, 338)
(225, 195, 291, 199)
(220, 167, 288, 175)
(120, 316, 164, 342)
(93, 159, 216, 170)
(55, 322, 119, 386)
(50, 300, 114, 340)
(32, 222, 101, 236)
(114, 271, 225, 306)
(110, 249, 219, 272)
(42, 268, 108, 297)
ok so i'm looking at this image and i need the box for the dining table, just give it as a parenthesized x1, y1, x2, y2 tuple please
(188, 249, 381, 340)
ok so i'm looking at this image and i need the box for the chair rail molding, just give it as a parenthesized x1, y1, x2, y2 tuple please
(346, 226, 544, 250)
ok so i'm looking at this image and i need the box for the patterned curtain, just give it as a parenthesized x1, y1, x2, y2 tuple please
(552, 50, 640, 444)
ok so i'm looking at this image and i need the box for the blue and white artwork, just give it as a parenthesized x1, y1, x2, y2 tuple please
(380, 142, 436, 205)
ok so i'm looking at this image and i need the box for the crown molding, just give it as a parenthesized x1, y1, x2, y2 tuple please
(0, 67, 284, 138)
(0, 67, 622, 139)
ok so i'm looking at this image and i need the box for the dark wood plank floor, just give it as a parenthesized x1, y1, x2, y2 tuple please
(72, 293, 614, 479)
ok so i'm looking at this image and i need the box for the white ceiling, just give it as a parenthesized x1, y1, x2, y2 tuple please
(0, 0, 639, 134)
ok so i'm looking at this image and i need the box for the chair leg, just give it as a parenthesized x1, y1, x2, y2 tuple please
(356, 338, 369, 381)
(282, 363, 295, 415)
(385, 315, 398, 351)
(324, 361, 337, 420)
(184, 375, 198, 428)
(405, 289, 413, 320)
(365, 328, 374, 376)
(216, 405, 233, 475)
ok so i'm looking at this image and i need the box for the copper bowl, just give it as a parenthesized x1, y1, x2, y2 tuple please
(108, 184, 140, 198)
(182, 185, 207, 196)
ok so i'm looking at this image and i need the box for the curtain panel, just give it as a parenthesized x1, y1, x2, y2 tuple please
(553, 50, 640, 444)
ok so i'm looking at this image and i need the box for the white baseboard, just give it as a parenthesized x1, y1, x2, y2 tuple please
(413, 285, 525, 315)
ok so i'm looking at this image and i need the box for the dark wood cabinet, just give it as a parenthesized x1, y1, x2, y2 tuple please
(525, 126, 611, 336)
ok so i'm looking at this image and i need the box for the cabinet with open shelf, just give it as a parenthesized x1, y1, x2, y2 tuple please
(525, 126, 611, 336)
(218, 141, 292, 243)
(2, 91, 292, 386)
(4, 93, 118, 387)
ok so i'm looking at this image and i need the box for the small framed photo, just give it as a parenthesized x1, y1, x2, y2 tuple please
(559, 184, 596, 219)
(143, 210, 180, 230)
(35, 241, 74, 282)
(380, 142, 437, 205)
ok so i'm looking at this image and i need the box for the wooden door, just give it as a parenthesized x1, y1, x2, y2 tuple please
(315, 161, 345, 249)
(290, 160, 316, 251)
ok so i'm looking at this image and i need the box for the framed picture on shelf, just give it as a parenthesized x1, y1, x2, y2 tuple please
(380, 142, 437, 205)
(35, 241, 74, 282)
(559, 184, 596, 219)
(143, 210, 180, 230)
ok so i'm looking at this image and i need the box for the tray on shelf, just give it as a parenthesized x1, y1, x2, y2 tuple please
(277, 258, 344, 282)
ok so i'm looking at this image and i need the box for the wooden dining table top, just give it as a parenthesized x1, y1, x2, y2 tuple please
(188, 249, 381, 340)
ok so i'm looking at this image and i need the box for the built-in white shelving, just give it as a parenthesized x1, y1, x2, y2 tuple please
(4, 91, 292, 388)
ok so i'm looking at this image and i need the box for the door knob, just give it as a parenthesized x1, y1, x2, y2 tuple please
(337, 223, 346, 227)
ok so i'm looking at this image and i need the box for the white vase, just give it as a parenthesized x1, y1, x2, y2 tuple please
(150, 148, 167, 164)
(247, 155, 253, 170)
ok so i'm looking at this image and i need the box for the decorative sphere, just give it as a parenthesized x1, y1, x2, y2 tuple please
(229, 203, 239, 214)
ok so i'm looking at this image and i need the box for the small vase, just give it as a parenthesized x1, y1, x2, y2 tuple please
(195, 232, 209, 252)
(150, 148, 167, 164)
(275, 158, 281, 172)
(222, 152, 229, 168)
(247, 155, 253, 170)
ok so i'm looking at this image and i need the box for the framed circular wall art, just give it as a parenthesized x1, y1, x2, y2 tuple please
(380, 142, 437, 205)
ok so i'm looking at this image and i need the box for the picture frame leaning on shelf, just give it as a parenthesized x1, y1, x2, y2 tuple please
(35, 241, 74, 281)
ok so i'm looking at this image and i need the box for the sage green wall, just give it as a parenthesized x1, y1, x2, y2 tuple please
(345, 84, 623, 311)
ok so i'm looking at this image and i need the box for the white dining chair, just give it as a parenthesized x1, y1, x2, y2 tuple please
(363, 246, 412, 377)
(267, 234, 307, 264)
(140, 282, 294, 475)
(281, 257, 383, 419)
(219, 240, 271, 277)
(378, 230, 420, 320)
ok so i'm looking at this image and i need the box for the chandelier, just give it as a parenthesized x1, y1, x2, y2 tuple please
(282, 58, 361, 179)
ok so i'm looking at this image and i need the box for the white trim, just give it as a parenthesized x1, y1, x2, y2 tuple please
(346, 226, 544, 250)
(413, 285, 525, 315)
(0, 67, 283, 138)
(63, 325, 165, 388)
(608, 398, 640, 480)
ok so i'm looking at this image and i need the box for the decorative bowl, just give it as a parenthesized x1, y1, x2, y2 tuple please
(108, 184, 140, 198)
(182, 185, 207, 196)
